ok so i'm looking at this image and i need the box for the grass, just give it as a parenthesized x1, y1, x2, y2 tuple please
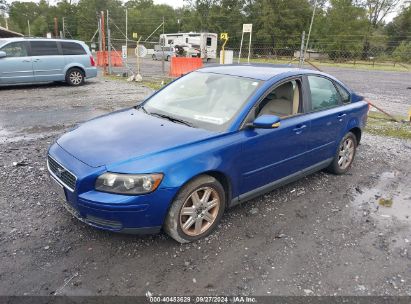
(366, 111, 411, 140)
(244, 57, 410, 72)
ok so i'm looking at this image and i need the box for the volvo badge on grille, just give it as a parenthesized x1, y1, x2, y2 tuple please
(56, 167, 65, 178)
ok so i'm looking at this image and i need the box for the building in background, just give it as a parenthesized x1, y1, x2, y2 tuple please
(0, 26, 23, 38)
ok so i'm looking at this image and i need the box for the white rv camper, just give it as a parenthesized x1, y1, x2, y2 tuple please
(159, 32, 218, 61)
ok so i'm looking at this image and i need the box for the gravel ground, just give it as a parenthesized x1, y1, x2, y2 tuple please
(0, 69, 410, 296)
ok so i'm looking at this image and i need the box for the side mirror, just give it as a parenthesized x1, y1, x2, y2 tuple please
(0, 51, 6, 58)
(251, 115, 281, 129)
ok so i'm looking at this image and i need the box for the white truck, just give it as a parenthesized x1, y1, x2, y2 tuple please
(159, 32, 218, 61)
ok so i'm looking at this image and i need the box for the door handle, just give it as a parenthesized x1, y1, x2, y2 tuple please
(22, 60, 31, 62)
(293, 124, 307, 134)
(338, 113, 347, 121)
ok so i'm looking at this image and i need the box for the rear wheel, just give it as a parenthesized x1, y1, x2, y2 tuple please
(66, 68, 85, 86)
(164, 175, 225, 243)
(327, 132, 357, 174)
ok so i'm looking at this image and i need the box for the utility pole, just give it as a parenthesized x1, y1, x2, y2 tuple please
(107, 10, 112, 75)
(125, 8, 128, 54)
(303, 0, 317, 65)
(101, 11, 106, 75)
(299, 31, 305, 68)
(27, 20, 31, 36)
(62, 17, 65, 38)
(54, 17, 58, 38)
(161, 16, 165, 75)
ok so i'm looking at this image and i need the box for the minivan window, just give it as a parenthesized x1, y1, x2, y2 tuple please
(0, 42, 28, 57)
(207, 37, 212, 46)
(30, 41, 59, 56)
(61, 42, 86, 55)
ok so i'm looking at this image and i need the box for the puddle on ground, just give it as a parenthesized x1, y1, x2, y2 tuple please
(352, 171, 411, 223)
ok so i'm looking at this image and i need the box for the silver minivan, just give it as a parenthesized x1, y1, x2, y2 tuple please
(0, 38, 97, 86)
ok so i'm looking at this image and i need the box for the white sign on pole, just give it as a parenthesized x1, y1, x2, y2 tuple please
(122, 45, 127, 59)
(238, 24, 253, 64)
(242, 24, 253, 33)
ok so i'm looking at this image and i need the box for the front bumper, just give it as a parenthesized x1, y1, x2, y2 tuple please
(47, 143, 176, 234)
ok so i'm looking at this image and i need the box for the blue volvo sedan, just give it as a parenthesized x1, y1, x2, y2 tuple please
(47, 65, 368, 243)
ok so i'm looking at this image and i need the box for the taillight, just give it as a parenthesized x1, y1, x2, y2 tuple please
(90, 55, 96, 67)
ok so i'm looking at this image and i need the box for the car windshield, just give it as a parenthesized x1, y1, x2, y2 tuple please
(143, 72, 262, 132)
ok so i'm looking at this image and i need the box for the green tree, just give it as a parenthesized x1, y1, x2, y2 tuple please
(392, 41, 411, 62)
(311, 0, 368, 60)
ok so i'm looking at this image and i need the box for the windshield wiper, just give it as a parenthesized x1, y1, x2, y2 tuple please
(136, 104, 148, 114)
(150, 112, 194, 128)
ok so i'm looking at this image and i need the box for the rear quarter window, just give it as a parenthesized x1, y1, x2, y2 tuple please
(61, 42, 87, 55)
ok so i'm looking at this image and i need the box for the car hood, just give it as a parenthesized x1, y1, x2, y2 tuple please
(57, 108, 215, 168)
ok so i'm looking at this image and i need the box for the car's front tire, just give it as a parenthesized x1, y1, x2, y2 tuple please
(327, 132, 357, 175)
(164, 175, 226, 243)
(66, 68, 85, 86)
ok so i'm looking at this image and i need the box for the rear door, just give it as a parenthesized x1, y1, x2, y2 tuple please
(30, 41, 66, 82)
(304, 75, 347, 165)
(0, 41, 34, 84)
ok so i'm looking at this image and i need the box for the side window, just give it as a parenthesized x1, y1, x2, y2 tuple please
(256, 80, 302, 118)
(61, 42, 86, 55)
(308, 76, 340, 111)
(206, 37, 212, 46)
(335, 83, 351, 104)
(0, 42, 28, 57)
(30, 41, 59, 56)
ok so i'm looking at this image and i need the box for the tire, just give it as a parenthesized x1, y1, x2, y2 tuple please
(152, 54, 156, 60)
(66, 68, 85, 86)
(327, 132, 357, 175)
(164, 175, 226, 243)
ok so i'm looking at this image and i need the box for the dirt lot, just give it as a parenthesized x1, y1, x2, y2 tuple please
(0, 67, 410, 297)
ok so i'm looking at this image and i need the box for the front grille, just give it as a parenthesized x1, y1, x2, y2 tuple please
(47, 155, 77, 191)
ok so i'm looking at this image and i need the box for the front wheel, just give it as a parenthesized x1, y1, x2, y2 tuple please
(327, 132, 357, 174)
(66, 68, 85, 86)
(164, 175, 226, 243)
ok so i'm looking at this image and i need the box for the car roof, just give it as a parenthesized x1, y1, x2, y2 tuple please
(0, 37, 85, 44)
(197, 64, 323, 81)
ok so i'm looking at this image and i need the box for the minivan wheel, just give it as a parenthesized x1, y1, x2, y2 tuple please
(164, 175, 226, 243)
(327, 132, 357, 175)
(66, 68, 85, 86)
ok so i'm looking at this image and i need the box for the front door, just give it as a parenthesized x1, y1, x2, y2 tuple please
(29, 41, 66, 82)
(239, 78, 311, 196)
(0, 41, 34, 84)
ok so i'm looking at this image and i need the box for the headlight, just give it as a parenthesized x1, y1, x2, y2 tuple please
(95, 173, 163, 195)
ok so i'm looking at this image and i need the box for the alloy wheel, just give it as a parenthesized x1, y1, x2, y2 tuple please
(179, 187, 220, 236)
(69, 71, 83, 85)
(338, 137, 355, 169)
